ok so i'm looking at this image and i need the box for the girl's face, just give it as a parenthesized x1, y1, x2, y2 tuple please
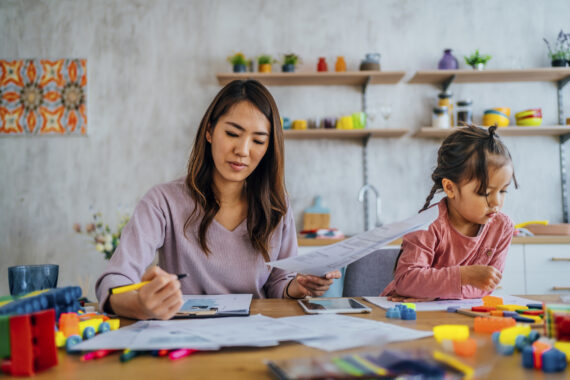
(206, 100, 271, 187)
(444, 162, 513, 233)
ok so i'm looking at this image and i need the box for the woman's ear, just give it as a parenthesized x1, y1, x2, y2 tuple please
(441, 178, 456, 199)
(205, 124, 212, 143)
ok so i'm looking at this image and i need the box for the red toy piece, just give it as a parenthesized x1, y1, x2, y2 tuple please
(0, 309, 57, 376)
(472, 306, 495, 313)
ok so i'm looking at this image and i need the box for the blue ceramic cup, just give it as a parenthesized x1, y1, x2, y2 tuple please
(8, 264, 59, 296)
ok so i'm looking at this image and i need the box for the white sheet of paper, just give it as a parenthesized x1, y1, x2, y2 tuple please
(179, 294, 252, 314)
(364, 295, 540, 311)
(268, 206, 439, 276)
(71, 314, 324, 351)
(279, 314, 432, 351)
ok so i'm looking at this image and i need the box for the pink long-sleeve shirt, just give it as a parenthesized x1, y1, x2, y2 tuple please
(381, 199, 514, 299)
(95, 178, 297, 311)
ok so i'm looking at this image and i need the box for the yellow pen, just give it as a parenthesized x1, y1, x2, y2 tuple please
(109, 274, 187, 295)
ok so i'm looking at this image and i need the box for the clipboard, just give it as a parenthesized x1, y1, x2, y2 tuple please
(173, 294, 252, 319)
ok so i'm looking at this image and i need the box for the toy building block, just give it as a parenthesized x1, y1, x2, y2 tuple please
(496, 304, 528, 312)
(0, 309, 57, 376)
(471, 306, 495, 313)
(533, 340, 552, 369)
(0, 286, 82, 319)
(59, 313, 80, 337)
(452, 338, 477, 357)
(0, 316, 10, 359)
(482, 295, 503, 307)
(473, 317, 516, 333)
(542, 348, 567, 373)
(401, 308, 416, 320)
(433, 325, 469, 343)
(386, 307, 401, 319)
(401, 303, 416, 310)
(499, 325, 531, 346)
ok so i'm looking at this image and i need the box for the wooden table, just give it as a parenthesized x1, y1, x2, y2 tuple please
(10, 295, 568, 379)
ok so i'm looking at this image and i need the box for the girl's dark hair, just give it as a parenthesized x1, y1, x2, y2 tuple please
(185, 80, 286, 262)
(421, 125, 518, 211)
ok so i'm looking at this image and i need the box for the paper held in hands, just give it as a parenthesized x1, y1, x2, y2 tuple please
(268, 206, 439, 276)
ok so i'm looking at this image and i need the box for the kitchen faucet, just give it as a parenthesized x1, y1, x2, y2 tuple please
(358, 183, 382, 230)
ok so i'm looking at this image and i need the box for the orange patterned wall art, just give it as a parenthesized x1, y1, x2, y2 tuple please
(0, 59, 87, 135)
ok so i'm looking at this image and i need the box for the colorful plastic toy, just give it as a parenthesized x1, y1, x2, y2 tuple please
(473, 317, 516, 333)
(0, 287, 82, 319)
(482, 295, 503, 307)
(433, 325, 469, 343)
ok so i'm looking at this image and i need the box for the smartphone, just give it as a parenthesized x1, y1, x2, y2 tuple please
(298, 297, 372, 314)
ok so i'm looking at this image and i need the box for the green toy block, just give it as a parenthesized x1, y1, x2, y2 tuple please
(0, 315, 11, 359)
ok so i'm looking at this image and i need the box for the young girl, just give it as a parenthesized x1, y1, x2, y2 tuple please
(95, 80, 340, 320)
(382, 125, 517, 301)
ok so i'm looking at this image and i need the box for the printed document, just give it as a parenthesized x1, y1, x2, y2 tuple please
(269, 206, 439, 276)
(364, 295, 539, 311)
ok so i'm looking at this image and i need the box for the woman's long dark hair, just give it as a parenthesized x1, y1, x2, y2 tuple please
(185, 80, 286, 262)
(420, 125, 518, 212)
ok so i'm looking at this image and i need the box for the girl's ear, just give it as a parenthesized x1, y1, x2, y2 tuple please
(441, 178, 456, 199)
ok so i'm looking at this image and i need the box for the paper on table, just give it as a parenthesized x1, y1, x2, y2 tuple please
(268, 206, 439, 276)
(279, 314, 432, 351)
(70, 314, 324, 351)
(364, 295, 540, 312)
(178, 294, 252, 315)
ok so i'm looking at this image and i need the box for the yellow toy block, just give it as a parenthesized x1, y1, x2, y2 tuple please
(496, 304, 528, 312)
(108, 319, 120, 330)
(498, 325, 531, 346)
(554, 342, 570, 362)
(79, 318, 103, 335)
(55, 330, 67, 348)
(401, 303, 416, 310)
(433, 325, 469, 343)
(482, 295, 503, 307)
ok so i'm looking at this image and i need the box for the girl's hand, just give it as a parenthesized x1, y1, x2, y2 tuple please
(286, 270, 342, 298)
(460, 265, 502, 292)
(385, 291, 435, 303)
(136, 266, 184, 320)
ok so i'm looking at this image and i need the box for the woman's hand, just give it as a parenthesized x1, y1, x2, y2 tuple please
(460, 265, 502, 292)
(109, 266, 183, 320)
(286, 270, 342, 298)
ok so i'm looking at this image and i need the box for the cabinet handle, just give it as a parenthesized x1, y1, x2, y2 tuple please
(552, 286, 570, 291)
(550, 258, 570, 262)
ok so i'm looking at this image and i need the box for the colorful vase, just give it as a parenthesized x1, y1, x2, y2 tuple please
(317, 57, 328, 72)
(438, 49, 459, 70)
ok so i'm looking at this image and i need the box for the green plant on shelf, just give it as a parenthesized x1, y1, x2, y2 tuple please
(257, 54, 277, 65)
(282, 53, 301, 66)
(227, 52, 249, 66)
(543, 30, 570, 61)
(464, 49, 492, 66)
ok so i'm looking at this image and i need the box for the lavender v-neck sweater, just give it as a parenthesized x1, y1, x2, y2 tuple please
(95, 178, 297, 309)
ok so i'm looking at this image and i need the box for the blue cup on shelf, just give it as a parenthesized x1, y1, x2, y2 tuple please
(8, 264, 59, 296)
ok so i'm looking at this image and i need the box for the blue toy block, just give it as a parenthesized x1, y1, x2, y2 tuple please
(401, 309, 416, 320)
(515, 335, 530, 351)
(542, 348, 567, 373)
(395, 304, 408, 311)
(496, 342, 515, 356)
(528, 330, 540, 343)
(527, 303, 543, 310)
(386, 307, 401, 319)
(0, 287, 82, 319)
(492, 331, 500, 346)
(522, 346, 534, 369)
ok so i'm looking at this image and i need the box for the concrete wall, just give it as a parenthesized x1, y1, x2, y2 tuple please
(1, 0, 569, 299)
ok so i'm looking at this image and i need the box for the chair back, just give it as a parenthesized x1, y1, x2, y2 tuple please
(342, 247, 401, 297)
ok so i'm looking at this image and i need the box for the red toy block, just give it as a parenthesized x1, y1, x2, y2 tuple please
(521, 310, 544, 316)
(472, 306, 495, 313)
(1, 309, 57, 376)
(532, 341, 552, 370)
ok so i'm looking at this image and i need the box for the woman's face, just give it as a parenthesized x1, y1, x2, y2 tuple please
(206, 100, 271, 187)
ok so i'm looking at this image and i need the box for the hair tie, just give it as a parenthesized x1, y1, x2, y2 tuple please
(488, 125, 498, 138)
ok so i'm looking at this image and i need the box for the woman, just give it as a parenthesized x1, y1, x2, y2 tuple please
(95, 80, 341, 320)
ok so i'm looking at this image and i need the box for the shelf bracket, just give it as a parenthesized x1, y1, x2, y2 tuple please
(361, 76, 371, 114)
(441, 74, 456, 93)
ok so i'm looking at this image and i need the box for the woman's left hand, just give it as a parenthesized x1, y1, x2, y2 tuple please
(287, 270, 342, 298)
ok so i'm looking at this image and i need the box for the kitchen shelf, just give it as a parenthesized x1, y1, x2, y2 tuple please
(284, 128, 409, 139)
(408, 68, 570, 86)
(415, 126, 570, 138)
(217, 71, 406, 86)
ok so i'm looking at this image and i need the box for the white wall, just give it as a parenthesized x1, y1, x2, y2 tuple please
(1, 0, 569, 299)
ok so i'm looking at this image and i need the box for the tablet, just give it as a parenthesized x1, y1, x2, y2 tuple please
(298, 297, 372, 314)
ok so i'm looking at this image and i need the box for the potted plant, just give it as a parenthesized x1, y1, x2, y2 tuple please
(227, 52, 249, 73)
(257, 54, 276, 73)
(464, 49, 492, 70)
(281, 53, 301, 73)
(543, 30, 570, 67)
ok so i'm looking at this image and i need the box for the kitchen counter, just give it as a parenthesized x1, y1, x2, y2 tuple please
(298, 235, 570, 246)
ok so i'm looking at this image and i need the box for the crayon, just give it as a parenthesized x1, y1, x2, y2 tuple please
(110, 274, 188, 295)
(169, 348, 198, 360)
(80, 349, 117, 361)
(120, 349, 145, 362)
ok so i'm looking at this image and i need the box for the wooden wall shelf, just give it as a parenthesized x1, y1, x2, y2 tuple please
(284, 129, 409, 139)
(217, 71, 406, 86)
(408, 68, 570, 85)
(415, 126, 570, 138)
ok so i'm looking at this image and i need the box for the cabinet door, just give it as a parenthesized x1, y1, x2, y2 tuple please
(525, 244, 570, 294)
(494, 244, 526, 295)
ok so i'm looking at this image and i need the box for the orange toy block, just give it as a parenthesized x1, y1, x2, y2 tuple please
(482, 296, 503, 307)
(453, 338, 477, 357)
(473, 317, 516, 333)
(58, 313, 80, 337)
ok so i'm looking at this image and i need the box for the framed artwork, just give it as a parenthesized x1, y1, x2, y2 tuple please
(0, 59, 87, 135)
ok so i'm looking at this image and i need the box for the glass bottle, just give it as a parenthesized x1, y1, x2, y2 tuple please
(317, 57, 328, 72)
(456, 100, 473, 126)
(438, 49, 459, 70)
(432, 106, 450, 128)
(437, 92, 454, 127)
(335, 56, 346, 72)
